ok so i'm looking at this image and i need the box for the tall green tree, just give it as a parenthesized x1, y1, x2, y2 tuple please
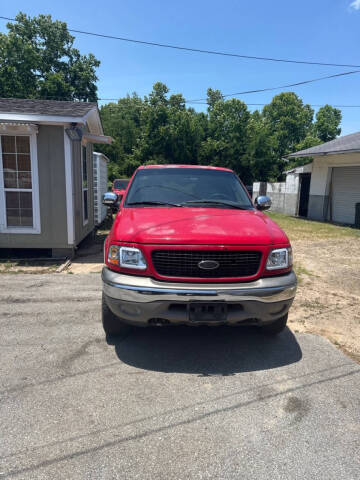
(0, 12, 100, 101)
(206, 88, 223, 111)
(199, 98, 251, 181)
(314, 104, 342, 142)
(262, 92, 314, 160)
(131, 83, 206, 167)
(244, 111, 278, 182)
(97, 94, 144, 178)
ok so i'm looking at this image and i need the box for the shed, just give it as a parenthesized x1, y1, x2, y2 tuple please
(288, 131, 360, 225)
(0, 98, 112, 257)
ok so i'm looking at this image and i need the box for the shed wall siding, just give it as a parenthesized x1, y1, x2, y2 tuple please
(0, 125, 69, 249)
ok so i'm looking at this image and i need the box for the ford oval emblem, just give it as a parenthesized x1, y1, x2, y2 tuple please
(198, 260, 220, 270)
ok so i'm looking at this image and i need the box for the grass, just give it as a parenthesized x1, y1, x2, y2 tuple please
(293, 261, 316, 285)
(0, 259, 61, 274)
(267, 211, 360, 241)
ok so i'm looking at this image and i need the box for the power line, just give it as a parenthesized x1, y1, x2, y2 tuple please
(98, 70, 360, 105)
(186, 70, 360, 102)
(97, 98, 360, 108)
(1, 15, 360, 69)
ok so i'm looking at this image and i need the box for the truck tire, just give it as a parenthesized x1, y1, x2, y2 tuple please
(260, 313, 288, 335)
(102, 293, 131, 336)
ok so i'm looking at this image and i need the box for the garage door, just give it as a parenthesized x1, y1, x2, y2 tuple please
(332, 166, 360, 225)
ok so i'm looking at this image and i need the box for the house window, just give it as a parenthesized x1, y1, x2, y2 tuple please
(81, 145, 88, 224)
(1, 135, 35, 229)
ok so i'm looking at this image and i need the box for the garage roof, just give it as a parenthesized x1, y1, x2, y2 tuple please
(288, 131, 360, 158)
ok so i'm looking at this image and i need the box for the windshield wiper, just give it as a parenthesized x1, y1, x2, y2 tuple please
(180, 200, 250, 210)
(127, 201, 183, 207)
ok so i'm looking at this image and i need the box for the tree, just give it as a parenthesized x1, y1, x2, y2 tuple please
(315, 105, 342, 142)
(244, 112, 278, 181)
(286, 135, 323, 169)
(262, 92, 314, 159)
(0, 12, 100, 101)
(199, 99, 251, 181)
(206, 88, 223, 111)
(98, 94, 143, 156)
(132, 83, 206, 167)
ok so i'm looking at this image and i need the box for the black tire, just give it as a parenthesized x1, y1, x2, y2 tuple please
(102, 293, 131, 336)
(260, 313, 288, 335)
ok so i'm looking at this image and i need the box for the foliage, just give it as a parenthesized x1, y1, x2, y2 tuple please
(262, 92, 314, 159)
(0, 12, 100, 101)
(315, 104, 342, 142)
(287, 135, 323, 169)
(97, 84, 342, 185)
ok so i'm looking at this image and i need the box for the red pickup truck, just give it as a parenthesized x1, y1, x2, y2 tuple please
(102, 165, 297, 336)
(112, 178, 129, 199)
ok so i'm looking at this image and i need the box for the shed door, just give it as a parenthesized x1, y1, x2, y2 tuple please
(332, 166, 360, 225)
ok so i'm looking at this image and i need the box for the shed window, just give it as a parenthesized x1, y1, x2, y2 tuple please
(81, 146, 88, 224)
(1, 135, 33, 227)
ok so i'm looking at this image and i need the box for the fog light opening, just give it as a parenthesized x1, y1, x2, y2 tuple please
(148, 318, 170, 326)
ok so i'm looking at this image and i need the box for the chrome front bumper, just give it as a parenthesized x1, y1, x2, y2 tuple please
(102, 267, 297, 326)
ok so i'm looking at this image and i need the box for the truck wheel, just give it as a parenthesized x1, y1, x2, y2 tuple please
(260, 313, 288, 335)
(102, 293, 131, 337)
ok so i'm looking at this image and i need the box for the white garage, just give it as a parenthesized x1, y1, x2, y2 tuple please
(288, 131, 360, 226)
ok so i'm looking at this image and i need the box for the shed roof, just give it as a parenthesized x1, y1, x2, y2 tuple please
(0, 98, 97, 117)
(288, 131, 360, 158)
(284, 163, 313, 175)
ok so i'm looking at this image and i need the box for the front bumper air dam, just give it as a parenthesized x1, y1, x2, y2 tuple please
(102, 267, 297, 326)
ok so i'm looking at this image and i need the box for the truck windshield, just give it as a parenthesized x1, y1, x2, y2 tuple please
(125, 168, 253, 209)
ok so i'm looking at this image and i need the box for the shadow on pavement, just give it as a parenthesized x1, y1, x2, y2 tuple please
(108, 325, 302, 375)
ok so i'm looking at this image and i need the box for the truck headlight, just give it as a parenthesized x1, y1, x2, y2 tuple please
(108, 245, 147, 270)
(266, 247, 292, 270)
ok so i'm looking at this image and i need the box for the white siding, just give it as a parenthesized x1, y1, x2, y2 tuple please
(310, 153, 360, 197)
(93, 152, 108, 225)
(332, 166, 360, 225)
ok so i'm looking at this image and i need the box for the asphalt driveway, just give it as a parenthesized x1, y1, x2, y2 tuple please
(0, 274, 359, 479)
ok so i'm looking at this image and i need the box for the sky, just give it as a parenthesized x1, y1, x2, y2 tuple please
(1, 0, 360, 134)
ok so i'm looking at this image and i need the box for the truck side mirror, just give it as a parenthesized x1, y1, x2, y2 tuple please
(255, 195, 271, 211)
(103, 192, 118, 207)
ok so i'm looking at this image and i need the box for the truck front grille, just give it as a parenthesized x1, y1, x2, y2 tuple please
(151, 250, 262, 278)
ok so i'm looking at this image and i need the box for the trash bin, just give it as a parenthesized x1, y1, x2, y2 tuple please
(355, 203, 360, 229)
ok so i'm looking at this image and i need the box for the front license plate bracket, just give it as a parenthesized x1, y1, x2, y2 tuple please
(188, 303, 228, 322)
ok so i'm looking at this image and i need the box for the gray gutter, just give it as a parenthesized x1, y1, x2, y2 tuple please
(287, 148, 360, 158)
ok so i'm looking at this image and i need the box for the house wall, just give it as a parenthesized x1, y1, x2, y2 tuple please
(0, 125, 69, 250)
(308, 153, 360, 221)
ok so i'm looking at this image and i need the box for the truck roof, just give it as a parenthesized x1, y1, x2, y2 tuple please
(138, 164, 234, 172)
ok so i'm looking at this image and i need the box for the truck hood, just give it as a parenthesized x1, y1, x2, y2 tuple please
(111, 207, 289, 246)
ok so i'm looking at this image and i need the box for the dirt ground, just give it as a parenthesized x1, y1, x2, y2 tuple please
(1, 214, 359, 361)
(289, 237, 360, 362)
